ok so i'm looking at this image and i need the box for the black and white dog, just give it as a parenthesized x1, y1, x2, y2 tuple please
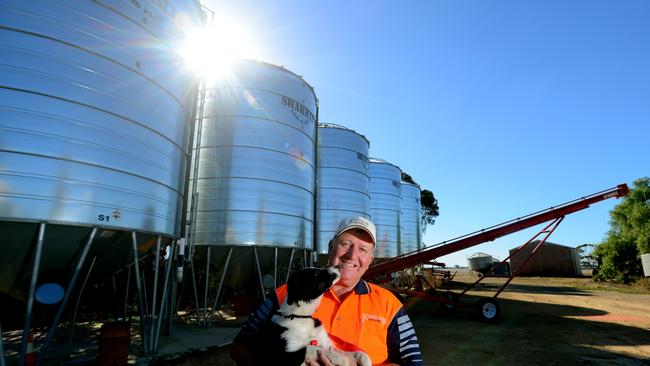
(256, 266, 371, 366)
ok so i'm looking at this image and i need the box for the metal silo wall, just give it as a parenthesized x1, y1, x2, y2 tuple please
(191, 60, 317, 291)
(0, 0, 202, 299)
(0, 0, 201, 234)
(368, 159, 402, 258)
(316, 124, 370, 254)
(193, 60, 317, 247)
(401, 182, 421, 253)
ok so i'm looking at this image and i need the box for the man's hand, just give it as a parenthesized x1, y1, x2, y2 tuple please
(303, 346, 357, 366)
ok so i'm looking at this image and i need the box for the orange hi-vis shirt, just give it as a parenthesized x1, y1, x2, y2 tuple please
(275, 280, 405, 365)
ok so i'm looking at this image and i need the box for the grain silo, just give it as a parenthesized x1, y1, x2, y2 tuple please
(368, 158, 402, 258)
(315, 123, 370, 259)
(190, 60, 317, 304)
(400, 182, 422, 254)
(468, 252, 498, 275)
(0, 0, 203, 357)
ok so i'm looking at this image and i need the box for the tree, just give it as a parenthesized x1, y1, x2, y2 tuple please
(575, 243, 597, 269)
(593, 234, 641, 283)
(401, 172, 415, 185)
(401, 172, 440, 234)
(593, 177, 650, 283)
(420, 189, 439, 233)
(611, 177, 650, 255)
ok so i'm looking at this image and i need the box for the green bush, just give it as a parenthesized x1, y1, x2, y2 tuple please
(593, 177, 649, 283)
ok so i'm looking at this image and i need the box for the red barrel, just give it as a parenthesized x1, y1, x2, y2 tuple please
(97, 322, 131, 366)
(232, 294, 257, 316)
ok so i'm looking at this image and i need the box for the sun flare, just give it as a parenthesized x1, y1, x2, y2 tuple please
(178, 16, 257, 81)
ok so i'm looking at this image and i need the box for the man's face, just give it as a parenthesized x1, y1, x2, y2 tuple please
(328, 229, 374, 287)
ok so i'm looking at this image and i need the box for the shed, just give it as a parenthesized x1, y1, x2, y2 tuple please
(509, 240, 582, 277)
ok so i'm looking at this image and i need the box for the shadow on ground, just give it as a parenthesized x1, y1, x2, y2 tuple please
(440, 278, 594, 296)
(144, 288, 650, 366)
(407, 293, 650, 365)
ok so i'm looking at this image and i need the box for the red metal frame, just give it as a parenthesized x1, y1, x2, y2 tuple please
(459, 216, 564, 300)
(364, 184, 629, 283)
(367, 184, 629, 315)
(391, 217, 566, 309)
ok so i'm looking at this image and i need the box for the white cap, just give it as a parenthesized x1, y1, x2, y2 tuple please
(334, 217, 377, 245)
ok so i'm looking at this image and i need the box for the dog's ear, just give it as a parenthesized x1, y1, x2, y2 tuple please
(287, 268, 310, 291)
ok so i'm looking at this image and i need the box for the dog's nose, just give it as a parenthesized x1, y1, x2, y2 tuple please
(327, 266, 341, 284)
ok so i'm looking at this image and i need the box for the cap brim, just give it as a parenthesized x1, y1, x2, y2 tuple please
(335, 225, 376, 246)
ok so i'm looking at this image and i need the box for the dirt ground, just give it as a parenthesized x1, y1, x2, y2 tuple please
(410, 275, 650, 365)
(155, 275, 650, 366)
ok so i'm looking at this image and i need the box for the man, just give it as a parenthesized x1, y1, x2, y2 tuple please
(230, 217, 424, 366)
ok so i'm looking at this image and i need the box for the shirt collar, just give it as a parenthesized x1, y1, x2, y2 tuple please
(353, 280, 370, 295)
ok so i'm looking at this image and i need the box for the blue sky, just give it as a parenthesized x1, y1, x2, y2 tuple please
(203, 0, 649, 266)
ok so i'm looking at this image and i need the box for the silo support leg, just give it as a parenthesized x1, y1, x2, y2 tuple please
(286, 249, 295, 285)
(141, 269, 149, 322)
(69, 256, 97, 347)
(20, 222, 45, 366)
(274, 247, 278, 288)
(37, 227, 97, 366)
(189, 254, 200, 327)
(154, 240, 176, 353)
(173, 252, 189, 315)
(123, 266, 131, 319)
(253, 247, 265, 300)
(149, 236, 162, 353)
(111, 272, 120, 318)
(208, 246, 233, 327)
(131, 232, 150, 356)
(111, 273, 118, 309)
(167, 241, 180, 335)
(202, 247, 211, 327)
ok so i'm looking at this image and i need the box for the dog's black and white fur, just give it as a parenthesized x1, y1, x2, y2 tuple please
(255, 266, 371, 366)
